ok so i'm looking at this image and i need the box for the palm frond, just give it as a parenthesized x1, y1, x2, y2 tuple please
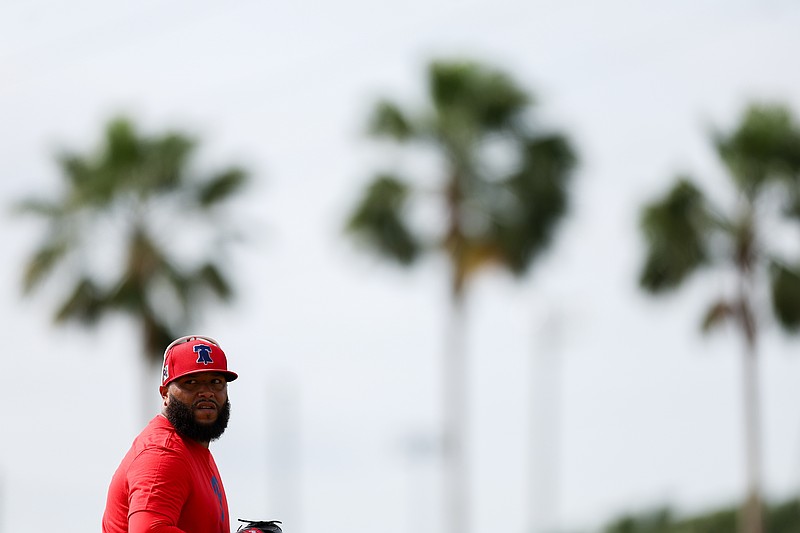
(715, 102, 800, 195)
(58, 153, 93, 189)
(195, 263, 233, 300)
(22, 238, 71, 292)
(369, 100, 414, 140)
(771, 261, 800, 331)
(493, 134, 577, 273)
(639, 178, 713, 292)
(54, 278, 108, 325)
(701, 299, 736, 333)
(107, 273, 153, 315)
(197, 168, 248, 207)
(141, 132, 196, 194)
(57, 150, 114, 208)
(345, 174, 421, 265)
(12, 198, 64, 218)
(103, 117, 143, 171)
(428, 60, 530, 132)
(142, 313, 176, 365)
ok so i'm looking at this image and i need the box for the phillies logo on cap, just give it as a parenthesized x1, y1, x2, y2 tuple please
(161, 335, 239, 387)
(194, 344, 214, 365)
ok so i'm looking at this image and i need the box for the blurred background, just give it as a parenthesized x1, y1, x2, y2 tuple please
(3, 1, 800, 533)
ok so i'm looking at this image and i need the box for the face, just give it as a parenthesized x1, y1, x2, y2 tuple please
(160, 372, 231, 442)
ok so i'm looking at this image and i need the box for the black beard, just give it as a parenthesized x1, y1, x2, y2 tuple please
(164, 393, 231, 443)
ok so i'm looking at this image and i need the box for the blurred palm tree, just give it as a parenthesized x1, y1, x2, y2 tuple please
(638, 103, 800, 533)
(601, 498, 800, 533)
(345, 58, 577, 533)
(16, 116, 248, 416)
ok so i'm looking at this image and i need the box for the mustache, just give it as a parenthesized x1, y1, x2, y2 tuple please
(193, 399, 219, 408)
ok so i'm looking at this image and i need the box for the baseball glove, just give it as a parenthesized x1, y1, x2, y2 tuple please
(236, 519, 283, 533)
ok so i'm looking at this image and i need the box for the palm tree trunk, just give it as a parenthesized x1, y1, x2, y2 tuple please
(741, 335, 764, 533)
(444, 284, 468, 533)
(441, 163, 470, 533)
(738, 272, 764, 533)
(529, 310, 563, 533)
(140, 359, 160, 425)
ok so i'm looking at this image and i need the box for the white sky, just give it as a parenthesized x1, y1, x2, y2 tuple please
(3, 1, 800, 533)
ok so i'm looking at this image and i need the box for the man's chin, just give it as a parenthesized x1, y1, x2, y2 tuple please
(194, 411, 219, 424)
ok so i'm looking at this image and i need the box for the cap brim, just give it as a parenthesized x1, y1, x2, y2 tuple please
(165, 368, 238, 385)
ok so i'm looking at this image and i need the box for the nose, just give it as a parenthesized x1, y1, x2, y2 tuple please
(195, 383, 217, 395)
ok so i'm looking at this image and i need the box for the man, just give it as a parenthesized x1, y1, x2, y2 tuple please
(102, 335, 238, 533)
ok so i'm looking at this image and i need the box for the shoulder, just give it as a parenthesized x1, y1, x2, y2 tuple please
(127, 417, 192, 469)
(135, 416, 189, 449)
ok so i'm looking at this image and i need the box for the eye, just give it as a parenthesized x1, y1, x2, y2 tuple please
(179, 379, 199, 389)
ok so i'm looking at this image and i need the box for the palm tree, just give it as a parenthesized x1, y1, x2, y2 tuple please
(638, 103, 800, 533)
(345, 59, 577, 533)
(16, 116, 248, 418)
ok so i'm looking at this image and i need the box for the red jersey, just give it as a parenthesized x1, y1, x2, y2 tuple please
(102, 415, 231, 533)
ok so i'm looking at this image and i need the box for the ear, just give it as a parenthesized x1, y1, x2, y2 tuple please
(159, 385, 169, 404)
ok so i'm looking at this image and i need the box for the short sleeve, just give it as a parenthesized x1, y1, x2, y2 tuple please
(126, 446, 192, 523)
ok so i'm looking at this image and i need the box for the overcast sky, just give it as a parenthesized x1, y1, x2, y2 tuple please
(3, 1, 800, 533)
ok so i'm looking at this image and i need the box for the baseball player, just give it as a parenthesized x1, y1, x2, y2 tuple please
(102, 335, 238, 533)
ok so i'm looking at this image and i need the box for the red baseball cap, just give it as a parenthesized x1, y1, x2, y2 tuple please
(161, 335, 238, 387)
